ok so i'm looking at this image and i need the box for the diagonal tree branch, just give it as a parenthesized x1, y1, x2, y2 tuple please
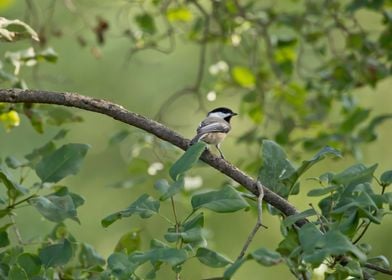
(0, 88, 304, 224)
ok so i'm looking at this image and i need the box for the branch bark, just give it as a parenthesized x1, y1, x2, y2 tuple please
(0, 88, 303, 223)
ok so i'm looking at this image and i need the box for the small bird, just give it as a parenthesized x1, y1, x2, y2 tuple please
(190, 107, 238, 159)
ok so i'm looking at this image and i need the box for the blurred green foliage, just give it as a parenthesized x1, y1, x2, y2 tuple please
(0, 0, 392, 279)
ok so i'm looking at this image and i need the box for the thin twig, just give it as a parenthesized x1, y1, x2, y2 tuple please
(236, 181, 265, 260)
(364, 262, 392, 276)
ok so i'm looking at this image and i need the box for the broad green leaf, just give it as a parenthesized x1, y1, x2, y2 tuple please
(191, 185, 249, 213)
(29, 194, 79, 223)
(109, 129, 130, 145)
(101, 194, 160, 227)
(146, 248, 187, 266)
(340, 107, 370, 133)
(135, 13, 156, 35)
(35, 143, 90, 183)
(358, 114, 392, 142)
(165, 213, 206, 245)
(250, 248, 282, 266)
(196, 247, 232, 268)
(8, 264, 27, 280)
(284, 146, 342, 187)
(282, 209, 316, 227)
(380, 170, 392, 186)
(39, 239, 73, 267)
(114, 229, 141, 254)
(332, 163, 378, 186)
(25, 141, 56, 167)
(299, 225, 366, 266)
(17, 253, 41, 276)
(307, 185, 338, 197)
(223, 258, 246, 279)
(79, 243, 105, 268)
(166, 7, 193, 22)
(258, 140, 296, 198)
(5, 156, 26, 169)
(107, 252, 138, 278)
(169, 142, 206, 181)
(0, 223, 12, 248)
(160, 178, 184, 201)
(231, 66, 255, 89)
(0, 168, 28, 199)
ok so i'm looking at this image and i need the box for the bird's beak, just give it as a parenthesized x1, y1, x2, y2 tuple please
(232, 112, 238, 116)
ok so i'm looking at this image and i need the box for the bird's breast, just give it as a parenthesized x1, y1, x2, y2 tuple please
(200, 132, 227, 145)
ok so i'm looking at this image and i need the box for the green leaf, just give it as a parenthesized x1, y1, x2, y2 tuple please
(159, 178, 184, 201)
(29, 192, 80, 223)
(79, 243, 105, 268)
(380, 170, 392, 186)
(165, 212, 206, 246)
(250, 248, 282, 266)
(191, 185, 249, 213)
(109, 129, 130, 145)
(223, 258, 247, 279)
(5, 156, 26, 169)
(35, 143, 90, 183)
(258, 140, 296, 198)
(8, 264, 28, 280)
(0, 168, 28, 199)
(0, 223, 12, 248)
(307, 185, 339, 197)
(39, 239, 73, 267)
(282, 209, 317, 227)
(299, 225, 366, 266)
(107, 252, 138, 278)
(114, 229, 141, 254)
(25, 141, 56, 168)
(169, 142, 206, 181)
(340, 107, 370, 133)
(231, 66, 256, 89)
(333, 163, 378, 186)
(196, 247, 232, 268)
(284, 146, 342, 187)
(17, 253, 41, 276)
(146, 248, 188, 266)
(358, 114, 392, 142)
(135, 13, 156, 35)
(166, 7, 193, 22)
(101, 194, 160, 227)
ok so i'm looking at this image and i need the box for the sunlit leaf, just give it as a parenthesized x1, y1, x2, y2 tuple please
(231, 66, 255, 89)
(167, 7, 193, 22)
(114, 229, 141, 254)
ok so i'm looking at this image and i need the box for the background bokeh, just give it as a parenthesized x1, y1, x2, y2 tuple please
(1, 0, 391, 279)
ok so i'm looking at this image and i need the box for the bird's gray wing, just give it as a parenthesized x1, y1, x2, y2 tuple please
(190, 117, 231, 144)
(196, 120, 230, 134)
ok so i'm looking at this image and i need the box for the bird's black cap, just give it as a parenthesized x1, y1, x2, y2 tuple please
(208, 107, 238, 115)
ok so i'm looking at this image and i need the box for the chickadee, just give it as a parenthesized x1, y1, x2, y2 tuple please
(190, 107, 238, 159)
